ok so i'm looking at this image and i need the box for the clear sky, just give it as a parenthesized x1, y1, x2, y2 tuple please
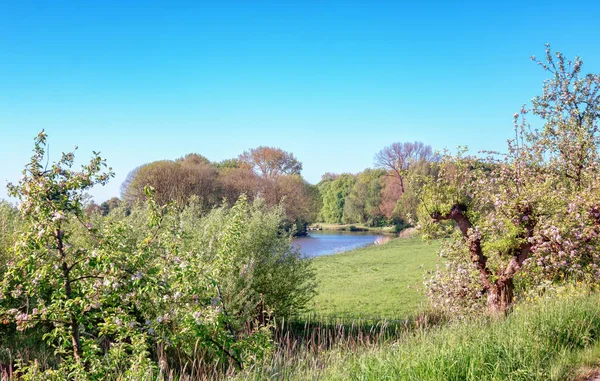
(1, 1, 599, 202)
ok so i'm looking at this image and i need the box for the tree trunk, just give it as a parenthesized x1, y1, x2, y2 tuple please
(57, 229, 85, 365)
(487, 279, 514, 315)
(431, 203, 533, 316)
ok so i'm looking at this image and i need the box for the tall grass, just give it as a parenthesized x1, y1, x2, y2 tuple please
(239, 293, 600, 380)
(5, 295, 600, 380)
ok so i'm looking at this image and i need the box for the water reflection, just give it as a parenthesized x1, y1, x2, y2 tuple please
(293, 231, 385, 257)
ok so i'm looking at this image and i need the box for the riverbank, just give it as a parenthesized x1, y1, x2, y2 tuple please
(307, 237, 441, 318)
(308, 223, 397, 234)
(294, 230, 385, 257)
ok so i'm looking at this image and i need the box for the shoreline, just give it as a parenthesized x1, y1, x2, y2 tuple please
(307, 223, 409, 236)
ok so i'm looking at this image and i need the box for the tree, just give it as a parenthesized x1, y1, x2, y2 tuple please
(375, 141, 435, 194)
(420, 46, 600, 315)
(342, 169, 386, 226)
(177, 152, 210, 166)
(99, 197, 121, 216)
(122, 157, 220, 210)
(239, 146, 302, 179)
(263, 174, 320, 234)
(120, 165, 141, 201)
(0, 132, 159, 376)
(318, 174, 356, 224)
(379, 175, 403, 220)
(218, 166, 260, 205)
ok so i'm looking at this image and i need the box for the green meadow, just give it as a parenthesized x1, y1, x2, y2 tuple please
(308, 238, 442, 319)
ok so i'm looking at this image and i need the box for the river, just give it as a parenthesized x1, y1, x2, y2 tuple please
(293, 230, 387, 257)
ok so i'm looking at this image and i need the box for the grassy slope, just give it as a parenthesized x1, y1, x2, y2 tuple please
(318, 293, 600, 381)
(308, 238, 442, 319)
(241, 293, 600, 380)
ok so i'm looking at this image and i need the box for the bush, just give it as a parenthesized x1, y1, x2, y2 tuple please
(0, 132, 316, 379)
(180, 196, 316, 321)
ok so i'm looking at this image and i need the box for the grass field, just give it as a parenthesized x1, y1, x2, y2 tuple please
(236, 238, 600, 380)
(307, 237, 442, 319)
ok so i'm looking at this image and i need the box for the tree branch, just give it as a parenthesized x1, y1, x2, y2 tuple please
(431, 204, 493, 290)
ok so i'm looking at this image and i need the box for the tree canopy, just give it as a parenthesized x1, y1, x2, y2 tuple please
(239, 146, 302, 179)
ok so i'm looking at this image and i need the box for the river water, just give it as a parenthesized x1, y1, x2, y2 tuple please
(293, 231, 386, 257)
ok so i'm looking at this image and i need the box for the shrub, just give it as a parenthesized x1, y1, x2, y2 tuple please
(0, 132, 316, 379)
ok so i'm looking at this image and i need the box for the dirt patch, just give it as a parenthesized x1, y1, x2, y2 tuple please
(576, 369, 600, 381)
(398, 227, 417, 238)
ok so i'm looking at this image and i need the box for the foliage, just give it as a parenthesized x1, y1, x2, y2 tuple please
(342, 169, 386, 226)
(0, 132, 317, 379)
(179, 196, 316, 320)
(419, 46, 600, 314)
(122, 158, 220, 209)
(239, 146, 302, 179)
(374, 141, 436, 194)
(0, 201, 19, 276)
(215, 158, 241, 169)
(318, 174, 356, 224)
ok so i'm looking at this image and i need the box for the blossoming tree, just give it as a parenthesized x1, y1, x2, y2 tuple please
(419, 46, 600, 315)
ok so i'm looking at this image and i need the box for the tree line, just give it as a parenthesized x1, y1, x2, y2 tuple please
(102, 142, 439, 235)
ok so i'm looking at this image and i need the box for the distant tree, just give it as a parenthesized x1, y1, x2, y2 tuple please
(379, 175, 402, 220)
(177, 153, 211, 166)
(122, 161, 177, 205)
(85, 201, 101, 215)
(375, 141, 435, 194)
(215, 158, 241, 169)
(120, 165, 141, 201)
(263, 175, 320, 234)
(343, 169, 386, 226)
(99, 197, 121, 216)
(391, 158, 440, 225)
(218, 167, 260, 205)
(320, 172, 339, 182)
(239, 146, 302, 179)
(318, 174, 356, 224)
(122, 157, 220, 209)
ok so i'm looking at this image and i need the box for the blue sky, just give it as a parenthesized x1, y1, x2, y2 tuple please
(1, 1, 599, 202)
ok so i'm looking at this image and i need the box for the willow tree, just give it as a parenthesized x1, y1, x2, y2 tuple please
(419, 46, 600, 315)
